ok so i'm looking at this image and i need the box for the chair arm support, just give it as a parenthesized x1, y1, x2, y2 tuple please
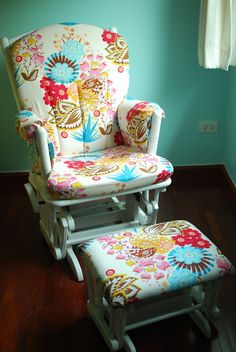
(117, 98, 165, 154)
(36, 126, 52, 179)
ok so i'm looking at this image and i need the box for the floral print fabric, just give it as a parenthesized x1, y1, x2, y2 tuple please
(80, 220, 234, 307)
(48, 145, 173, 199)
(10, 23, 130, 159)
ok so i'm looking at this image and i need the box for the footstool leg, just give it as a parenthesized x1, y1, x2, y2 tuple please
(202, 280, 221, 320)
(189, 309, 212, 338)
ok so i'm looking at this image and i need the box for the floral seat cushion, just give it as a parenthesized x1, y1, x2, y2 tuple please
(79, 220, 234, 307)
(48, 145, 173, 199)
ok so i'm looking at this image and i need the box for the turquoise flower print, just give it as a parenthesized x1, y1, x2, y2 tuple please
(169, 269, 197, 290)
(174, 246, 203, 265)
(109, 165, 140, 182)
(45, 53, 79, 83)
(62, 40, 85, 61)
(51, 63, 74, 83)
(16, 110, 34, 118)
(48, 141, 55, 160)
(72, 115, 100, 143)
(168, 245, 214, 276)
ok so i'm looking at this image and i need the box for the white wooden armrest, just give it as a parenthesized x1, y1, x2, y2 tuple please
(35, 126, 52, 179)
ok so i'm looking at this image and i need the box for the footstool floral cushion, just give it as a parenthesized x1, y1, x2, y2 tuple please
(80, 220, 234, 307)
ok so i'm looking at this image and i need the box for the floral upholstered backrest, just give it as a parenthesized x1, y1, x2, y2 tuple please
(9, 23, 129, 156)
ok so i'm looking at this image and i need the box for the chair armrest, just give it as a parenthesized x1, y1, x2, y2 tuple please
(16, 110, 54, 179)
(16, 110, 44, 142)
(117, 98, 165, 154)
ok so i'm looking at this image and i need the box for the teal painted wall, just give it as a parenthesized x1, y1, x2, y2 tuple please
(225, 70, 236, 186)
(0, 0, 230, 171)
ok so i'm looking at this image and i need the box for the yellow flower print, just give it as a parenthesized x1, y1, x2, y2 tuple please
(21, 51, 31, 58)
(125, 260, 136, 266)
(113, 244, 123, 250)
(72, 181, 83, 188)
(27, 37, 36, 46)
(146, 267, 157, 272)
(11, 41, 21, 55)
(130, 234, 175, 254)
(77, 80, 99, 111)
(67, 82, 79, 102)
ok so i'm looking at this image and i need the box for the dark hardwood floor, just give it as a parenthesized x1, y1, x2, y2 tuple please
(0, 169, 235, 352)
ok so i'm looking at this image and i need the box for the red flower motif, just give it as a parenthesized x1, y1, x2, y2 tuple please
(153, 170, 170, 184)
(93, 110, 100, 117)
(61, 131, 68, 138)
(182, 229, 201, 237)
(92, 176, 101, 181)
(64, 160, 94, 170)
(15, 55, 23, 62)
(172, 235, 188, 246)
(118, 66, 124, 73)
(106, 269, 115, 276)
(40, 77, 55, 91)
(53, 84, 68, 100)
(126, 102, 149, 122)
(41, 78, 68, 106)
(114, 131, 124, 146)
(43, 91, 58, 106)
(101, 30, 117, 44)
(191, 238, 211, 249)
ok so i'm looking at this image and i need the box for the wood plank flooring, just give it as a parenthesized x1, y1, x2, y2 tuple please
(0, 173, 235, 352)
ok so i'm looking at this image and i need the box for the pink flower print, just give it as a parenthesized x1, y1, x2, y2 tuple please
(33, 54, 44, 64)
(140, 273, 151, 280)
(116, 254, 126, 260)
(98, 236, 111, 242)
(107, 239, 118, 245)
(56, 181, 71, 191)
(156, 261, 170, 270)
(156, 254, 165, 260)
(90, 68, 101, 76)
(30, 47, 38, 53)
(133, 266, 144, 273)
(96, 55, 103, 61)
(154, 272, 165, 280)
(216, 258, 232, 271)
(139, 259, 154, 266)
(35, 34, 42, 40)
(80, 61, 90, 71)
(107, 250, 115, 255)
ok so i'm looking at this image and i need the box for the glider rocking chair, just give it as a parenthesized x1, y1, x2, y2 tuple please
(1, 23, 173, 281)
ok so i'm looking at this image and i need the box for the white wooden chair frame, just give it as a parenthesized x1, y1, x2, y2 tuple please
(1, 33, 171, 282)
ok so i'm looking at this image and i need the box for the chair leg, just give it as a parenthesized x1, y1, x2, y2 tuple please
(39, 203, 62, 260)
(66, 246, 84, 281)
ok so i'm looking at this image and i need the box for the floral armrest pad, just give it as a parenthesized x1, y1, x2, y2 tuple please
(117, 98, 165, 151)
(16, 110, 43, 142)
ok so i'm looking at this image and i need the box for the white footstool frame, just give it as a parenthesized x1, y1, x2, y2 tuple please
(80, 221, 234, 352)
(85, 270, 221, 351)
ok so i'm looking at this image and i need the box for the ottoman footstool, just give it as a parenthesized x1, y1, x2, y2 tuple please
(79, 220, 234, 352)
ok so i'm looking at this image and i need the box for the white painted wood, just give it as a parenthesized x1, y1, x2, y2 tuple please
(35, 127, 52, 180)
(66, 246, 84, 281)
(84, 260, 223, 350)
(24, 183, 39, 213)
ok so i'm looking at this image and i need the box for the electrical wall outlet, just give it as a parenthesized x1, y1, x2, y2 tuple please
(199, 120, 218, 133)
